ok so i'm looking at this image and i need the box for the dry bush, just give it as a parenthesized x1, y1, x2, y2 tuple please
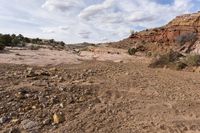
(29, 45, 40, 50)
(149, 51, 183, 68)
(183, 54, 200, 67)
(174, 61, 187, 70)
(128, 48, 137, 55)
(176, 32, 197, 45)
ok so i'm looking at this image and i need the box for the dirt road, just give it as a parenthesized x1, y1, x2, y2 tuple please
(1, 48, 200, 133)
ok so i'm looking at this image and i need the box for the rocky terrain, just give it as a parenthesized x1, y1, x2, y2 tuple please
(1, 12, 200, 133)
(1, 53, 200, 133)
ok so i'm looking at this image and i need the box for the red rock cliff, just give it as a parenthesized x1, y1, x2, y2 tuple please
(114, 11, 200, 54)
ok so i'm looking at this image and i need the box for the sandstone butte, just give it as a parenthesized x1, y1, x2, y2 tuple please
(113, 11, 200, 54)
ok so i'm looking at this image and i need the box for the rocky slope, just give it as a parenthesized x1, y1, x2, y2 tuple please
(112, 11, 200, 54)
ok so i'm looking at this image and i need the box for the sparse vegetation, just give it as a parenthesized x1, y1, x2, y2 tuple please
(0, 33, 66, 50)
(0, 34, 12, 46)
(176, 32, 197, 45)
(174, 62, 187, 70)
(128, 48, 137, 55)
(149, 51, 183, 68)
(130, 30, 135, 35)
(31, 38, 42, 44)
(149, 50, 200, 70)
(182, 54, 200, 67)
(128, 45, 146, 55)
(146, 51, 152, 57)
(29, 45, 40, 50)
(0, 43, 5, 50)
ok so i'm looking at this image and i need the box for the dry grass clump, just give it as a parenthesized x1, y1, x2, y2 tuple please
(182, 54, 200, 67)
(149, 51, 183, 68)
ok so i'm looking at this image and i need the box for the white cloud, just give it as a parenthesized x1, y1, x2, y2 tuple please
(78, 30, 91, 39)
(42, 0, 85, 12)
(0, 0, 198, 43)
(78, 0, 115, 20)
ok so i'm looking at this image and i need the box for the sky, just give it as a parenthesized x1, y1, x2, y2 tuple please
(0, 0, 200, 43)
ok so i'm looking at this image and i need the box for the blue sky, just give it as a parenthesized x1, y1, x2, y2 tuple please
(0, 0, 200, 43)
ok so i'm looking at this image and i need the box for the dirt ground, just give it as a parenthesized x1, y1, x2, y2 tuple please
(1, 47, 200, 133)
(0, 46, 143, 66)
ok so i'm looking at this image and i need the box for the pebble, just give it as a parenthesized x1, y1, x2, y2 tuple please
(0, 116, 8, 124)
(26, 67, 35, 77)
(25, 93, 32, 98)
(8, 127, 20, 133)
(59, 103, 64, 108)
(32, 106, 37, 109)
(11, 119, 19, 123)
(50, 96, 59, 104)
(21, 119, 40, 132)
(58, 87, 65, 91)
(53, 113, 65, 124)
(42, 118, 51, 125)
(49, 67, 57, 71)
(15, 92, 25, 99)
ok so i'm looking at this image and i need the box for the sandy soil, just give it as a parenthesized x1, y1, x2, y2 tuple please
(1, 47, 200, 133)
(0, 47, 147, 66)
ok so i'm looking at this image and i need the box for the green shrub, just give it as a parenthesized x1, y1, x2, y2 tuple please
(0, 34, 12, 46)
(24, 37, 31, 43)
(31, 38, 42, 44)
(0, 43, 5, 50)
(183, 54, 200, 67)
(128, 48, 137, 55)
(11, 37, 20, 46)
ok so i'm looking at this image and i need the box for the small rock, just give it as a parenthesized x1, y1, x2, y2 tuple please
(78, 96, 85, 102)
(42, 118, 51, 125)
(52, 125, 58, 129)
(15, 92, 25, 99)
(58, 77, 64, 82)
(35, 70, 50, 76)
(21, 119, 40, 132)
(9, 112, 17, 117)
(38, 95, 46, 102)
(11, 119, 19, 123)
(8, 127, 20, 133)
(53, 113, 65, 124)
(15, 89, 29, 99)
(25, 93, 32, 98)
(0, 116, 8, 124)
(125, 72, 129, 75)
(27, 67, 33, 72)
(58, 87, 65, 91)
(59, 103, 64, 108)
(26, 67, 35, 77)
(50, 96, 59, 104)
(49, 67, 57, 71)
(32, 106, 37, 109)
(195, 67, 200, 73)
(32, 80, 48, 86)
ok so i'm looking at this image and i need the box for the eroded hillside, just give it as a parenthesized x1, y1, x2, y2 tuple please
(112, 11, 200, 55)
